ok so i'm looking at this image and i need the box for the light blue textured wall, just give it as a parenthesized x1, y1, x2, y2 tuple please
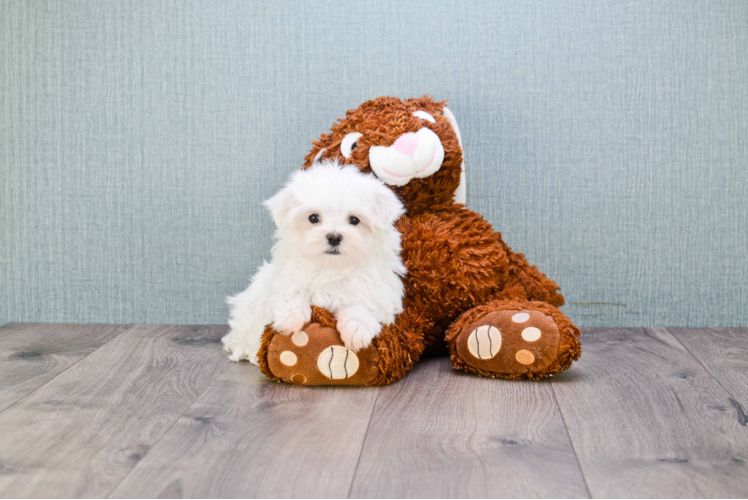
(1, 0, 747, 327)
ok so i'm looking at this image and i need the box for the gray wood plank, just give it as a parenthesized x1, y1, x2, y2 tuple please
(0, 323, 38, 335)
(109, 362, 380, 499)
(349, 357, 589, 499)
(0, 324, 229, 498)
(0, 323, 129, 412)
(670, 328, 748, 406)
(551, 328, 748, 498)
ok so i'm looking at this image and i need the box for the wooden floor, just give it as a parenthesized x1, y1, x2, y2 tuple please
(0, 324, 746, 498)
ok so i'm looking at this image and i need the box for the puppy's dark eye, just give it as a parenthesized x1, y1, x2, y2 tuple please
(348, 216, 360, 225)
(309, 214, 320, 224)
(350, 142, 357, 150)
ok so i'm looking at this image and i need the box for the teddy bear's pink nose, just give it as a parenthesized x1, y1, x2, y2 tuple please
(392, 133, 419, 157)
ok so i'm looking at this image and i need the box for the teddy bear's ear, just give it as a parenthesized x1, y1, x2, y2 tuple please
(263, 185, 298, 228)
(303, 147, 326, 168)
(442, 106, 467, 205)
(312, 149, 327, 163)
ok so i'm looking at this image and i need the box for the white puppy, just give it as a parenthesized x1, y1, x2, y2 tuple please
(222, 160, 406, 365)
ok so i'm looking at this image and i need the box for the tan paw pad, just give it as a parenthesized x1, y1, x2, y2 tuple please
(512, 312, 530, 323)
(279, 351, 297, 366)
(317, 346, 359, 379)
(467, 325, 502, 359)
(292, 330, 308, 346)
(515, 349, 535, 365)
(521, 327, 541, 342)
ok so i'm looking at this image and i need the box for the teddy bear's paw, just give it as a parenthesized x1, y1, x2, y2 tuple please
(266, 323, 380, 386)
(454, 309, 561, 377)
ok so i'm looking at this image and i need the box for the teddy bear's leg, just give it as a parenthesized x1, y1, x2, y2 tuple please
(445, 298, 581, 379)
(257, 305, 432, 386)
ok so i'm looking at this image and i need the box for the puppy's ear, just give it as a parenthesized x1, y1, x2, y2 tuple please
(263, 186, 298, 228)
(369, 183, 405, 230)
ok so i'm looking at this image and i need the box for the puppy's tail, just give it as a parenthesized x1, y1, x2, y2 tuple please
(223, 261, 274, 365)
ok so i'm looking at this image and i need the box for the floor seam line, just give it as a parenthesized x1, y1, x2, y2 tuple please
(550, 378, 594, 499)
(666, 327, 745, 405)
(105, 335, 231, 498)
(346, 387, 381, 499)
(0, 324, 135, 416)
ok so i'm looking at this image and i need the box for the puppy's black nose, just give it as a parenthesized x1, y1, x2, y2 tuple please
(326, 233, 343, 247)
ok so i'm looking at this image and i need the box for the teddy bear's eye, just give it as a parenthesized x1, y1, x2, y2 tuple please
(341, 132, 363, 159)
(413, 110, 436, 123)
(308, 214, 320, 224)
(348, 216, 360, 226)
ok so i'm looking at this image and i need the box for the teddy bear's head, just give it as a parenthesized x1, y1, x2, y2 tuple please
(304, 96, 465, 212)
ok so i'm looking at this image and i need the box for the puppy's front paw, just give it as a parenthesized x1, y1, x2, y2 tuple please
(221, 329, 259, 365)
(272, 300, 312, 335)
(336, 307, 382, 352)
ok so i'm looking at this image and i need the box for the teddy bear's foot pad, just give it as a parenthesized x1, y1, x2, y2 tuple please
(267, 323, 380, 386)
(455, 310, 561, 375)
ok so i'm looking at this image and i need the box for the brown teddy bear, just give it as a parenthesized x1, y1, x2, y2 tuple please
(258, 96, 581, 386)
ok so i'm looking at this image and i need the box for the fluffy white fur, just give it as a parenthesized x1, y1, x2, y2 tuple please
(222, 161, 406, 365)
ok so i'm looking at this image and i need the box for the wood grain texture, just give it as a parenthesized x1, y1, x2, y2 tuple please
(670, 328, 748, 406)
(3, 324, 748, 498)
(349, 357, 589, 499)
(0, 323, 129, 412)
(0, 325, 229, 498)
(109, 362, 380, 498)
(551, 328, 748, 498)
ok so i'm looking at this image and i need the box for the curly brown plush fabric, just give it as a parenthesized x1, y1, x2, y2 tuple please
(259, 96, 581, 385)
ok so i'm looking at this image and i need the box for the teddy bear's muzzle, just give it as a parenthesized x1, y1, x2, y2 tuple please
(368, 127, 445, 186)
